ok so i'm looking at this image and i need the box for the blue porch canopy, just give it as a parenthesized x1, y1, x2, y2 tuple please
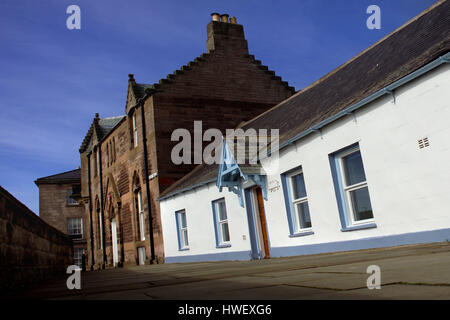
(216, 139, 267, 207)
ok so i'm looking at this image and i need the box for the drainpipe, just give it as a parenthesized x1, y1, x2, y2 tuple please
(87, 153, 95, 270)
(98, 145, 107, 267)
(138, 97, 156, 263)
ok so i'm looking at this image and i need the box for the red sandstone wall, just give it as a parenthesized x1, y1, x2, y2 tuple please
(0, 186, 73, 291)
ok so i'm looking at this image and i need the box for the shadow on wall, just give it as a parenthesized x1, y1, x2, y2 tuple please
(0, 186, 73, 292)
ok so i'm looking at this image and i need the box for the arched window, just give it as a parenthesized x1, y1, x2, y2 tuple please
(106, 143, 110, 167)
(112, 137, 116, 163)
(133, 172, 145, 241)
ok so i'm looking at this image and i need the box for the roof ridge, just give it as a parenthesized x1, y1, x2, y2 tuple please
(79, 114, 125, 153)
(101, 115, 126, 120)
(239, 0, 449, 129)
(35, 168, 80, 181)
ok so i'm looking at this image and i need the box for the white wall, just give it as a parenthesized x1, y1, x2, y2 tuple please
(160, 64, 450, 260)
(262, 64, 450, 250)
(160, 183, 252, 261)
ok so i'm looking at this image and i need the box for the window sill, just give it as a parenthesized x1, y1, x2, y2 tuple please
(178, 247, 190, 251)
(216, 243, 232, 249)
(341, 223, 377, 232)
(289, 230, 314, 238)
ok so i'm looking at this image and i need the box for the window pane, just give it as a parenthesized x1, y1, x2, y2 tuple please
(291, 173, 307, 199)
(343, 150, 366, 186)
(74, 248, 84, 268)
(296, 202, 312, 229)
(221, 223, 230, 242)
(139, 213, 145, 240)
(218, 201, 227, 220)
(182, 230, 189, 246)
(137, 192, 143, 213)
(179, 212, 187, 228)
(350, 186, 373, 221)
(68, 218, 82, 235)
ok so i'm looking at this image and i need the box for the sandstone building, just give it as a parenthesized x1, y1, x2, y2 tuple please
(35, 168, 86, 268)
(78, 14, 295, 268)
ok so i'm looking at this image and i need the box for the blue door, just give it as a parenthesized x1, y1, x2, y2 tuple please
(244, 188, 261, 259)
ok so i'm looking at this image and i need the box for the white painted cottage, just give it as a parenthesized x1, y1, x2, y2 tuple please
(158, 1, 450, 263)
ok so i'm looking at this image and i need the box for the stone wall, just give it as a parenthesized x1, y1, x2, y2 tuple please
(0, 186, 73, 291)
(38, 183, 85, 235)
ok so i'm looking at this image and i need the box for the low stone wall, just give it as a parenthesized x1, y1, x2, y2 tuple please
(0, 186, 73, 291)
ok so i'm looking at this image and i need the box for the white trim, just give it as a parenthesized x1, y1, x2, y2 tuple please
(215, 199, 231, 245)
(337, 147, 374, 226)
(132, 113, 138, 148)
(287, 169, 313, 233)
(137, 191, 145, 241)
(178, 210, 189, 249)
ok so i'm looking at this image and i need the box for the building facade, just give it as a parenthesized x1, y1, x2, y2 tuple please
(35, 168, 86, 268)
(158, 1, 450, 263)
(78, 14, 295, 269)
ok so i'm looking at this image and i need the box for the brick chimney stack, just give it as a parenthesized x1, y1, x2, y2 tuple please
(206, 13, 248, 54)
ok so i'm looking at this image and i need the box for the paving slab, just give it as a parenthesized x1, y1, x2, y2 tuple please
(3, 242, 450, 300)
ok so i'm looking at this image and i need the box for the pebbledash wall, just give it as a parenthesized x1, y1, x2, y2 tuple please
(160, 62, 450, 263)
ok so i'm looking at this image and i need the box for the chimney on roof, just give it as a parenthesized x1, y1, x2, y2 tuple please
(220, 14, 229, 23)
(206, 13, 248, 54)
(211, 12, 220, 21)
(128, 73, 135, 84)
(95, 113, 99, 120)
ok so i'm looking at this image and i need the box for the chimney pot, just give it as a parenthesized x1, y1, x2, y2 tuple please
(220, 14, 229, 23)
(230, 17, 237, 24)
(211, 12, 220, 21)
(95, 113, 99, 119)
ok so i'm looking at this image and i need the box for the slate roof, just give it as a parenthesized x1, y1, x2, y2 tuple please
(79, 115, 126, 153)
(158, 0, 450, 200)
(35, 168, 81, 185)
(131, 83, 154, 101)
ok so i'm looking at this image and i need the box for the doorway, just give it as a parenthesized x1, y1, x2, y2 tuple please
(111, 218, 119, 266)
(244, 186, 270, 259)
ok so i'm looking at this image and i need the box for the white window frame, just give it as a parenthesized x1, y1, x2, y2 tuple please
(214, 199, 231, 246)
(287, 170, 312, 233)
(96, 150, 100, 175)
(98, 210, 103, 249)
(73, 248, 84, 268)
(337, 147, 374, 226)
(67, 217, 83, 236)
(176, 210, 189, 250)
(132, 113, 138, 148)
(137, 191, 145, 241)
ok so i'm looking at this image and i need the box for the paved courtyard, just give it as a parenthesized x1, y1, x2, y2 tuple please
(6, 242, 450, 299)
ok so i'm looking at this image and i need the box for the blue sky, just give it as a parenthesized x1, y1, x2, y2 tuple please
(0, 0, 436, 214)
